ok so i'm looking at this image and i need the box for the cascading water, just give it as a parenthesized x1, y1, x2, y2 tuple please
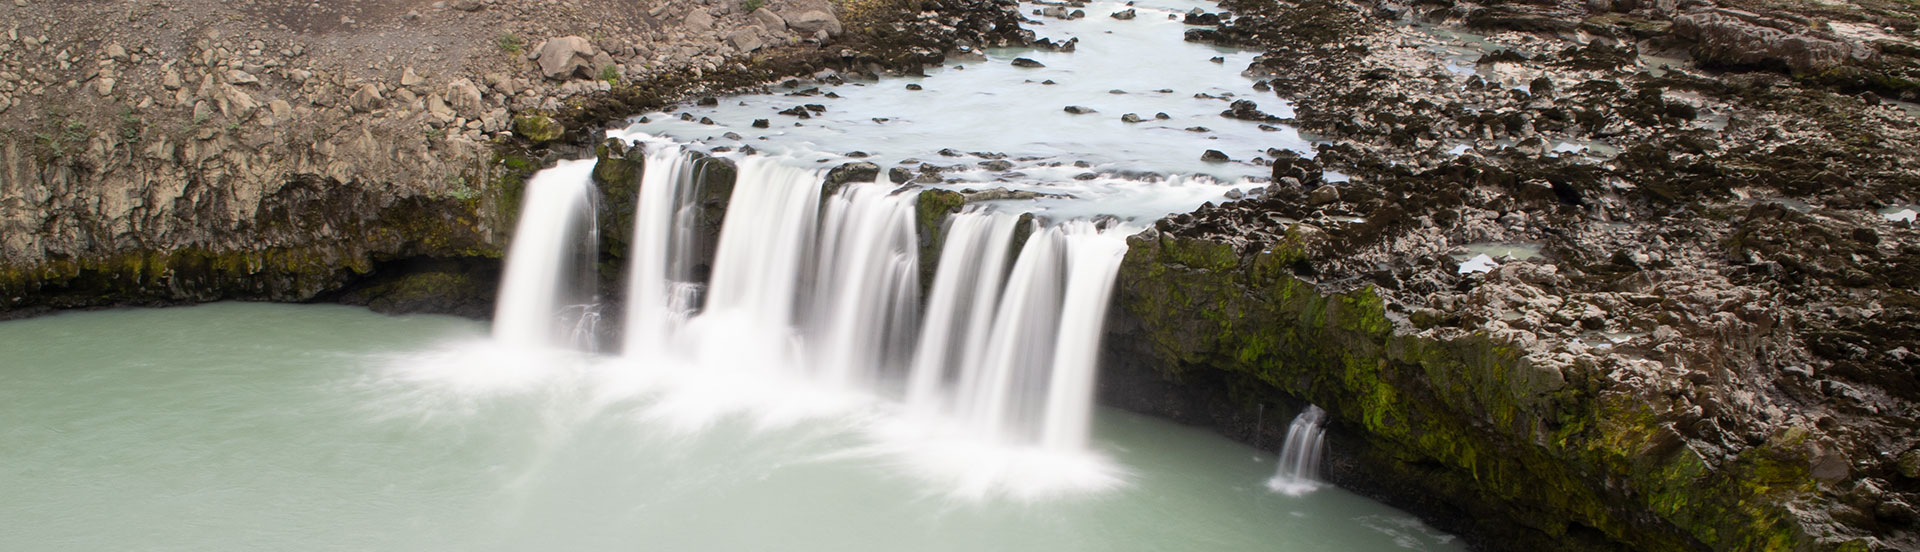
(806, 181, 922, 387)
(622, 143, 704, 354)
(906, 211, 1022, 417)
(483, 136, 1136, 495)
(1268, 405, 1329, 496)
(492, 159, 600, 348)
(1040, 220, 1131, 451)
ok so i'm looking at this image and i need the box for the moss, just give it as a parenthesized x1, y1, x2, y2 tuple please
(512, 113, 565, 144)
(1114, 231, 1817, 551)
(913, 189, 965, 291)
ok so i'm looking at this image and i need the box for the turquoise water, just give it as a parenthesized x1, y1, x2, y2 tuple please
(0, 303, 1458, 551)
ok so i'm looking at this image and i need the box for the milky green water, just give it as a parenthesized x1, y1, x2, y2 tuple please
(0, 303, 1459, 551)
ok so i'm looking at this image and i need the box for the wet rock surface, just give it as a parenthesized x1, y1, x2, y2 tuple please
(1114, 0, 1920, 549)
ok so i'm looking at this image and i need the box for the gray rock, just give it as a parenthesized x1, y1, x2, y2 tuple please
(1121, 113, 1142, 123)
(350, 83, 384, 112)
(785, 10, 843, 36)
(1201, 149, 1230, 163)
(727, 30, 764, 52)
(225, 69, 259, 86)
(1063, 105, 1094, 114)
(533, 36, 598, 80)
(1672, 10, 1878, 74)
(400, 67, 424, 87)
(446, 78, 484, 117)
(686, 10, 714, 31)
(1012, 57, 1045, 68)
(452, 0, 482, 11)
(752, 8, 787, 31)
(1110, 8, 1136, 20)
(1307, 185, 1340, 205)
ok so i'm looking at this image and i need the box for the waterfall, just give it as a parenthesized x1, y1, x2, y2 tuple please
(807, 181, 922, 387)
(477, 139, 1137, 475)
(905, 211, 1021, 416)
(901, 213, 1132, 451)
(1040, 220, 1130, 451)
(624, 143, 722, 355)
(1267, 405, 1328, 496)
(492, 159, 599, 348)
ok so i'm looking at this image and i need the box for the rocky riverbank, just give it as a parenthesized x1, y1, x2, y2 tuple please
(1103, 0, 1918, 549)
(0, 0, 1028, 319)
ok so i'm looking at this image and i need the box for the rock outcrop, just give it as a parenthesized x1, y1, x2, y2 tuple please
(1672, 9, 1879, 74)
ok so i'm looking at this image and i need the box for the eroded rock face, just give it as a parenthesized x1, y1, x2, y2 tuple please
(1673, 10, 1879, 74)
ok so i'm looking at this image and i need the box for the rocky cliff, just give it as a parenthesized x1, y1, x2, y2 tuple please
(1100, 0, 1920, 549)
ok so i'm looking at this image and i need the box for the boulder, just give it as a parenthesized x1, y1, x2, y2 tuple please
(349, 83, 385, 112)
(752, 8, 787, 31)
(446, 78, 484, 117)
(532, 36, 598, 80)
(513, 114, 565, 143)
(785, 10, 843, 36)
(728, 30, 765, 52)
(686, 10, 715, 31)
(1672, 10, 1878, 74)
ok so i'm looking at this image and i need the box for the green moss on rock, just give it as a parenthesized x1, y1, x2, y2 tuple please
(513, 114, 566, 144)
(1112, 230, 1817, 551)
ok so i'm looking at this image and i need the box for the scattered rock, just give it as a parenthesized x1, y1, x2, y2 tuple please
(400, 67, 424, 87)
(532, 36, 599, 80)
(728, 30, 765, 52)
(753, 9, 788, 31)
(1201, 149, 1230, 162)
(1121, 113, 1143, 123)
(349, 83, 385, 112)
(1111, 8, 1136, 20)
(785, 10, 843, 37)
(513, 114, 564, 143)
(686, 10, 715, 31)
(1012, 57, 1046, 68)
(1221, 99, 1280, 122)
(1064, 105, 1095, 114)
(446, 78, 484, 117)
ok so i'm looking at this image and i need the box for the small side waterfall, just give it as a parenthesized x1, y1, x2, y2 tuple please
(1267, 405, 1328, 496)
(492, 159, 599, 348)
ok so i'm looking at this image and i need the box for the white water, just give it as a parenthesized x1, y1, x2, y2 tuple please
(1042, 219, 1131, 451)
(492, 159, 598, 348)
(622, 143, 700, 354)
(481, 142, 1144, 497)
(1268, 405, 1329, 496)
(808, 180, 923, 387)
